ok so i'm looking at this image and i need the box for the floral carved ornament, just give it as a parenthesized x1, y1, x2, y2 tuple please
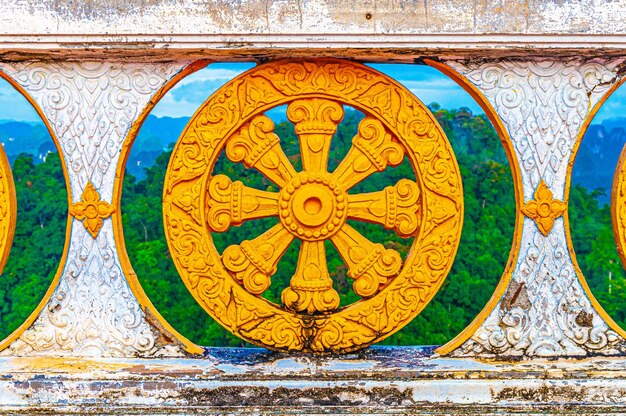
(163, 59, 464, 353)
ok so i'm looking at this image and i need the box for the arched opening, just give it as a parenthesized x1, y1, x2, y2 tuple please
(0, 76, 68, 341)
(571, 83, 626, 330)
(121, 60, 515, 348)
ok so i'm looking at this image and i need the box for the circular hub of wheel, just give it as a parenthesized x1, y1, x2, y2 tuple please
(279, 173, 347, 241)
(163, 59, 464, 353)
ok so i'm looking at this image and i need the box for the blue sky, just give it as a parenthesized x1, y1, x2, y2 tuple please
(0, 62, 623, 124)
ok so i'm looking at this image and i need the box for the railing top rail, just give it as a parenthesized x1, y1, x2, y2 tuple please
(2, 0, 626, 57)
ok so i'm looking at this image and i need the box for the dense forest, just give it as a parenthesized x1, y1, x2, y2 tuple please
(0, 106, 624, 347)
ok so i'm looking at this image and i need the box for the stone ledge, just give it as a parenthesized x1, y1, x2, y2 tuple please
(2, 347, 626, 414)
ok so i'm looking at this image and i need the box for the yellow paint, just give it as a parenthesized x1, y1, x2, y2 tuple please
(69, 181, 115, 238)
(521, 180, 566, 236)
(0, 70, 74, 352)
(113, 60, 210, 356)
(0, 143, 16, 274)
(427, 60, 525, 356)
(614, 146, 626, 268)
(163, 59, 463, 353)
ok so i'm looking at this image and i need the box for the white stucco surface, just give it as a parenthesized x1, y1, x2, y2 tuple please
(1, 0, 626, 53)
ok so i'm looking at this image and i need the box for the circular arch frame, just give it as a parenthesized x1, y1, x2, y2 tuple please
(163, 58, 464, 353)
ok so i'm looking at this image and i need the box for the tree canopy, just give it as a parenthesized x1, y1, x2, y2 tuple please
(0, 106, 623, 348)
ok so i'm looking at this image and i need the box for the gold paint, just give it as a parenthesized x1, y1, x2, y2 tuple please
(164, 59, 463, 353)
(614, 145, 626, 269)
(431, 58, 626, 356)
(69, 181, 115, 238)
(347, 179, 421, 238)
(0, 144, 16, 274)
(521, 180, 566, 236)
(564, 74, 626, 343)
(0, 70, 74, 352)
(426, 60, 526, 356)
(113, 60, 210, 356)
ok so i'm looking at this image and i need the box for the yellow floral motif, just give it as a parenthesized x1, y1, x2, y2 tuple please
(521, 180, 566, 236)
(163, 59, 464, 353)
(69, 182, 115, 238)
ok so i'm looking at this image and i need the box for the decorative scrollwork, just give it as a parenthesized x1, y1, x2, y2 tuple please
(163, 59, 463, 353)
(0, 144, 16, 274)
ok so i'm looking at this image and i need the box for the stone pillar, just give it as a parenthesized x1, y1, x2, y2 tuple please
(0, 61, 198, 357)
(438, 57, 626, 358)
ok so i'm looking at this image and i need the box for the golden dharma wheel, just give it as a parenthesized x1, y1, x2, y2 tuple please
(163, 59, 463, 353)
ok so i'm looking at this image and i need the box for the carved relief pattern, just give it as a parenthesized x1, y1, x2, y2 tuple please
(164, 59, 463, 353)
(521, 180, 566, 236)
(0, 144, 16, 274)
(611, 147, 626, 287)
(446, 58, 626, 357)
(69, 181, 115, 238)
(0, 61, 190, 357)
(347, 179, 421, 237)
(206, 174, 278, 232)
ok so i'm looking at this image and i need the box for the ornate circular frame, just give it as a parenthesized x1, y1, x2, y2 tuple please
(163, 59, 463, 353)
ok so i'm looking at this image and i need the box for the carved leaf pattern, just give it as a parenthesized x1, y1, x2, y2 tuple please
(0, 61, 190, 357)
(164, 59, 463, 352)
(445, 58, 626, 358)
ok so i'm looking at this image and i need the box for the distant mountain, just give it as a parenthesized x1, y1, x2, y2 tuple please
(2, 114, 625, 198)
(574, 120, 626, 205)
(0, 121, 55, 164)
(0, 115, 191, 179)
(126, 115, 190, 178)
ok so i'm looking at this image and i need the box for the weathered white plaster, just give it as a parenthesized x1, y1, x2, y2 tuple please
(0, 61, 191, 357)
(0, 0, 625, 53)
(445, 57, 626, 358)
(2, 349, 626, 412)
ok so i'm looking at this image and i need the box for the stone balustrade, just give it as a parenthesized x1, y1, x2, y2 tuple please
(1, 0, 626, 413)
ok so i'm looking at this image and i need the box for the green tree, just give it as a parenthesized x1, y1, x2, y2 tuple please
(0, 152, 67, 339)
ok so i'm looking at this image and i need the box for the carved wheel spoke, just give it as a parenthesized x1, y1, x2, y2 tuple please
(287, 98, 343, 173)
(332, 117, 404, 190)
(222, 224, 294, 295)
(206, 174, 279, 233)
(330, 224, 402, 298)
(347, 179, 421, 238)
(282, 240, 340, 313)
(226, 114, 297, 187)
(164, 59, 463, 353)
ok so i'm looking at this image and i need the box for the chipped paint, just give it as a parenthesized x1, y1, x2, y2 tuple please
(0, 1, 624, 412)
(2, 349, 626, 412)
(0, 0, 624, 57)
